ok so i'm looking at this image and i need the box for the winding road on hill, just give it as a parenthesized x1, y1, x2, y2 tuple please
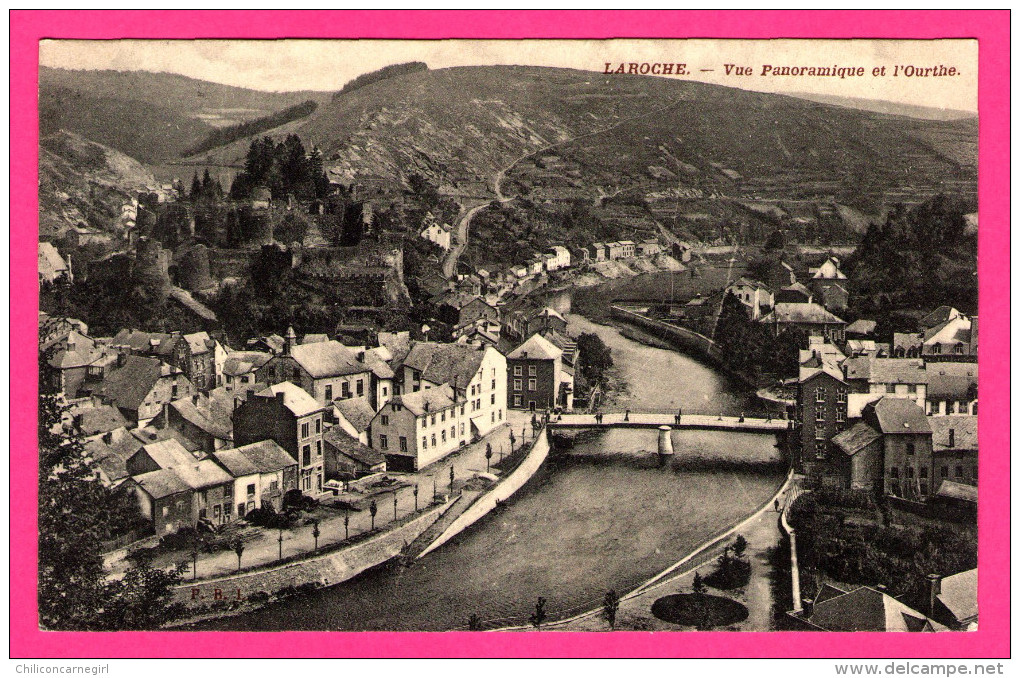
(441, 97, 685, 280)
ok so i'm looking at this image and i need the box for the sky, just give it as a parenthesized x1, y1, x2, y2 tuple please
(39, 39, 978, 113)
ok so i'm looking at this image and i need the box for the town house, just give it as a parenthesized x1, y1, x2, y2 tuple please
(760, 302, 846, 344)
(171, 331, 220, 392)
(233, 382, 327, 496)
(795, 359, 849, 483)
(435, 292, 498, 329)
(394, 341, 507, 438)
(725, 278, 774, 320)
(841, 357, 928, 416)
(96, 355, 194, 426)
(506, 333, 574, 412)
(863, 398, 934, 501)
(370, 384, 466, 471)
(260, 330, 377, 408)
(926, 363, 978, 416)
(210, 440, 298, 516)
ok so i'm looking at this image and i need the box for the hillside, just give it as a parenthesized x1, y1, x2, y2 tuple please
(38, 130, 155, 238)
(39, 67, 332, 163)
(190, 66, 976, 210)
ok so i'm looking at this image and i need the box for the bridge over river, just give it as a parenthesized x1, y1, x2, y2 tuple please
(547, 410, 790, 433)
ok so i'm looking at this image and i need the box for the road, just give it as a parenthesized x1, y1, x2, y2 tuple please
(441, 97, 686, 280)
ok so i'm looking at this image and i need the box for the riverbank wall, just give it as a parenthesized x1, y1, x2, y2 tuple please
(170, 498, 455, 611)
(417, 428, 550, 558)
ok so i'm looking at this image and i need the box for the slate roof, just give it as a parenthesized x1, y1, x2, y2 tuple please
(923, 317, 972, 345)
(402, 342, 487, 388)
(172, 459, 233, 490)
(867, 397, 931, 435)
(254, 382, 323, 417)
(937, 569, 978, 624)
(183, 332, 214, 355)
(75, 404, 128, 436)
(233, 440, 297, 473)
(222, 350, 272, 377)
(134, 468, 192, 500)
(98, 355, 171, 411)
(846, 319, 877, 336)
(38, 241, 68, 277)
(930, 415, 977, 451)
(778, 282, 813, 298)
(893, 332, 923, 352)
(832, 422, 882, 456)
(139, 438, 199, 470)
(247, 334, 285, 354)
(85, 428, 143, 484)
(333, 397, 376, 433)
(170, 396, 233, 441)
(396, 383, 457, 417)
(762, 302, 844, 326)
(210, 448, 261, 478)
(805, 586, 946, 632)
(288, 341, 370, 378)
(111, 329, 175, 356)
(920, 306, 962, 330)
(302, 333, 329, 344)
(927, 363, 978, 400)
(436, 291, 491, 311)
(869, 359, 928, 385)
(323, 427, 386, 467)
(507, 333, 562, 361)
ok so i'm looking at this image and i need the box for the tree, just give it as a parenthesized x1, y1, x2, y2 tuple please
(485, 443, 493, 472)
(732, 534, 748, 559)
(189, 172, 202, 202)
(38, 363, 183, 630)
(602, 589, 621, 630)
(311, 519, 321, 552)
(369, 500, 378, 530)
(468, 613, 482, 631)
(343, 511, 351, 540)
(692, 571, 707, 595)
(764, 228, 785, 251)
(576, 332, 613, 386)
(232, 537, 245, 572)
(530, 597, 548, 630)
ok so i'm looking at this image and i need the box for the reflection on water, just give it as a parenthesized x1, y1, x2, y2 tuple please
(194, 428, 783, 631)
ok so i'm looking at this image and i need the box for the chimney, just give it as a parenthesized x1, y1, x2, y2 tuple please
(102, 431, 113, 444)
(284, 327, 297, 356)
(161, 402, 170, 429)
(928, 574, 942, 616)
(193, 394, 201, 406)
(73, 414, 83, 430)
(117, 352, 128, 368)
(948, 428, 955, 448)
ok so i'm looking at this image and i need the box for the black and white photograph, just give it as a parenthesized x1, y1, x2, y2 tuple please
(36, 37, 979, 634)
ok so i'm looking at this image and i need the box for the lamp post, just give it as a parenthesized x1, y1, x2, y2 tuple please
(343, 510, 350, 540)
(369, 500, 378, 530)
(232, 537, 244, 573)
(191, 547, 199, 581)
(277, 528, 284, 561)
(449, 465, 455, 491)
(393, 491, 398, 521)
(311, 518, 320, 552)
(413, 484, 419, 511)
(485, 443, 493, 472)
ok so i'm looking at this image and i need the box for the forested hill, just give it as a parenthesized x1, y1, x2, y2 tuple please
(39, 67, 332, 163)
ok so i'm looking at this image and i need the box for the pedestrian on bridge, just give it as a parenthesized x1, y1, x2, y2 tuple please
(624, 409, 630, 422)
(774, 498, 780, 513)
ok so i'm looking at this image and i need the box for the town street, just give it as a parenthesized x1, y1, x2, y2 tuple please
(111, 411, 532, 581)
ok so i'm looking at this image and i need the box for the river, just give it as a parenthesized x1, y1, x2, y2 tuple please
(192, 298, 785, 631)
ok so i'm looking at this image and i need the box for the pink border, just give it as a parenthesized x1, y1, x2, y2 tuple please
(11, 10, 1009, 658)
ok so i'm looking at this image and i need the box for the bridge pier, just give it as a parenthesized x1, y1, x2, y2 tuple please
(657, 425, 674, 457)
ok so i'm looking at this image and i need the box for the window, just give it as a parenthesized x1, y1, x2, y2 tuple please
(325, 385, 333, 401)
(491, 379, 496, 390)
(441, 411, 446, 423)
(514, 395, 522, 407)
(815, 388, 824, 404)
(460, 423, 465, 435)
(431, 415, 436, 426)
(383, 386, 388, 396)
(316, 441, 322, 457)
(380, 435, 389, 450)
(529, 379, 537, 391)
(247, 483, 256, 496)
(920, 467, 928, 478)
(498, 409, 502, 421)
(315, 418, 321, 434)
(460, 405, 465, 416)
(940, 466, 949, 478)
(357, 379, 364, 397)
(528, 365, 537, 377)
(292, 368, 301, 382)
(341, 382, 351, 398)
(422, 436, 428, 449)
(491, 412, 495, 423)
(816, 408, 825, 423)
(906, 467, 914, 478)
(906, 443, 915, 456)
(302, 446, 311, 465)
(171, 383, 179, 398)
(162, 506, 169, 517)
(514, 379, 522, 391)
(890, 467, 899, 478)
(199, 490, 208, 505)
(431, 434, 436, 447)
(450, 426, 455, 439)
(301, 422, 310, 439)
(441, 430, 446, 443)
(836, 390, 846, 404)
(907, 384, 917, 394)
(955, 466, 964, 478)
(381, 415, 389, 426)
(920, 482, 928, 496)
(269, 480, 279, 493)
(835, 410, 845, 423)
(491, 394, 496, 405)
(399, 436, 407, 452)
(514, 365, 522, 376)
(886, 384, 896, 394)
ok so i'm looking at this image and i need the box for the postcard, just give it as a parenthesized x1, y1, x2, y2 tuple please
(11, 10, 1009, 660)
